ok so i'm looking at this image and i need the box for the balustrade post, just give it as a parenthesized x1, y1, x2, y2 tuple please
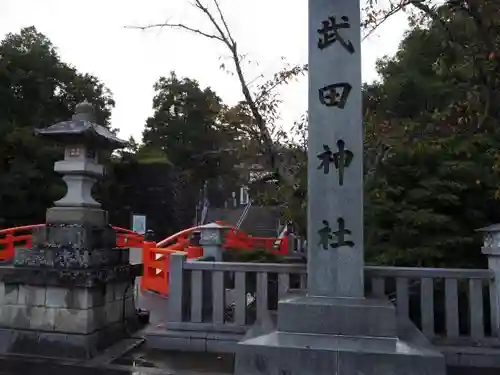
(5, 234, 14, 261)
(167, 252, 187, 322)
(478, 224, 500, 336)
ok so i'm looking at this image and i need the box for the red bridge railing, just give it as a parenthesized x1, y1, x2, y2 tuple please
(0, 223, 290, 296)
(140, 222, 289, 295)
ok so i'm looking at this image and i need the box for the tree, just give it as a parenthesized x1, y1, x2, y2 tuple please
(362, 3, 500, 267)
(142, 71, 241, 187)
(0, 27, 115, 227)
(129, 0, 307, 190)
(247, 114, 308, 235)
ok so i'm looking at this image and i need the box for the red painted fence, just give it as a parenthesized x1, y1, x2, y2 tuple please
(0, 223, 289, 296)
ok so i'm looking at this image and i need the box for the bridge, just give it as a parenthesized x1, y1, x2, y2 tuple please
(2, 220, 500, 372)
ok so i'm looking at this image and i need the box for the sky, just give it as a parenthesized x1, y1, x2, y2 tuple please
(0, 0, 409, 141)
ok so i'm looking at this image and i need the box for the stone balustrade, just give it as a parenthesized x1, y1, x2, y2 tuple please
(146, 253, 497, 358)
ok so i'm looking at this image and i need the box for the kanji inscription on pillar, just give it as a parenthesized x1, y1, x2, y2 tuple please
(318, 220, 333, 250)
(317, 15, 355, 54)
(318, 218, 355, 250)
(333, 140, 353, 186)
(319, 82, 352, 109)
(317, 140, 353, 185)
(317, 145, 334, 175)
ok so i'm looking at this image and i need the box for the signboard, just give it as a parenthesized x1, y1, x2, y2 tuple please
(132, 214, 147, 235)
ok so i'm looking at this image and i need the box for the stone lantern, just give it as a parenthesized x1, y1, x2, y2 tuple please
(36, 100, 126, 225)
(478, 223, 500, 277)
(478, 223, 500, 335)
(478, 223, 500, 254)
(198, 222, 228, 261)
(0, 101, 142, 359)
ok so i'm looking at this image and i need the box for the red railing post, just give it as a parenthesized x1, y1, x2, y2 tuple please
(4, 234, 14, 261)
(187, 245, 203, 259)
(140, 240, 154, 291)
(116, 234, 125, 248)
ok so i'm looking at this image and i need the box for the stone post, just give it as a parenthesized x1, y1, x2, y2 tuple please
(234, 1, 445, 374)
(307, 0, 364, 299)
(478, 224, 500, 337)
(0, 101, 142, 359)
(198, 222, 227, 261)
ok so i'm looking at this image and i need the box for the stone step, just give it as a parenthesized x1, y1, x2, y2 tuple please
(277, 295, 397, 338)
(235, 330, 445, 375)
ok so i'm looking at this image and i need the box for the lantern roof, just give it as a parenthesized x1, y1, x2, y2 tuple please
(35, 100, 126, 149)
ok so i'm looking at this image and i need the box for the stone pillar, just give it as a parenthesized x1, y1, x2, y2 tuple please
(479, 224, 500, 337)
(234, 1, 445, 374)
(0, 102, 141, 359)
(275, 0, 397, 340)
(307, 0, 364, 298)
(199, 222, 227, 261)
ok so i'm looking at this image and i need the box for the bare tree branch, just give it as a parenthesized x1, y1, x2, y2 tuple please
(255, 64, 308, 104)
(363, 2, 406, 41)
(213, 0, 236, 45)
(130, 0, 308, 188)
(363, 0, 449, 41)
(192, 0, 233, 49)
(125, 23, 223, 42)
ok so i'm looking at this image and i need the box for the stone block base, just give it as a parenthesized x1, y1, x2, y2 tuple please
(277, 295, 397, 338)
(236, 294, 446, 374)
(0, 281, 138, 358)
(235, 331, 446, 375)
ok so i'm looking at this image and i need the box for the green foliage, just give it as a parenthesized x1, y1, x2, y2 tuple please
(247, 115, 308, 236)
(363, 2, 500, 267)
(365, 133, 499, 268)
(135, 146, 171, 164)
(0, 27, 114, 228)
(142, 72, 241, 188)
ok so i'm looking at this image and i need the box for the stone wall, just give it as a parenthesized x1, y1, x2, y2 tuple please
(0, 281, 136, 358)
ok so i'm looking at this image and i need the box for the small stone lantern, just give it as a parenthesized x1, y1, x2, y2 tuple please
(477, 223, 500, 258)
(198, 222, 228, 260)
(477, 223, 500, 335)
(35, 100, 127, 225)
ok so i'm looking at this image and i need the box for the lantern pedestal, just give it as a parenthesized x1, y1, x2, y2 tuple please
(46, 206, 108, 226)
